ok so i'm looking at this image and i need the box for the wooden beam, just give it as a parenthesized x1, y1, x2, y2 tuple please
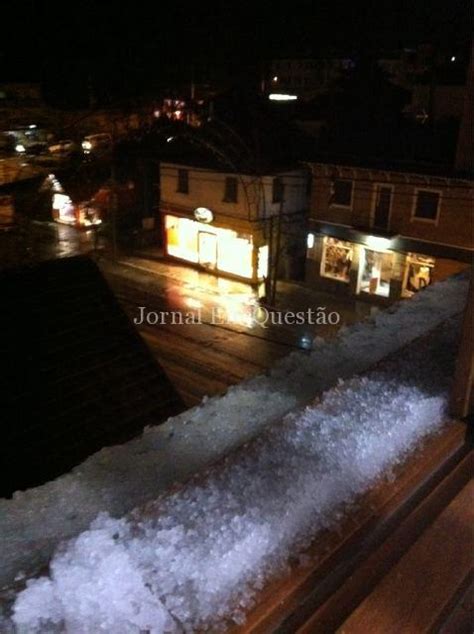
(450, 267, 474, 419)
(232, 421, 470, 634)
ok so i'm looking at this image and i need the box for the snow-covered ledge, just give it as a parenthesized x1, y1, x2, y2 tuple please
(0, 275, 468, 630)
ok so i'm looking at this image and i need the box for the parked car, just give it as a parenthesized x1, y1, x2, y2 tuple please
(49, 139, 77, 155)
(81, 133, 112, 155)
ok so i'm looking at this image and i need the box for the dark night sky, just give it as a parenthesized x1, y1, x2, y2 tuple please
(1, 0, 471, 102)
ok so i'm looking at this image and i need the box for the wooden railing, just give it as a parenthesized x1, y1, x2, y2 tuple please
(230, 421, 471, 633)
(450, 266, 473, 419)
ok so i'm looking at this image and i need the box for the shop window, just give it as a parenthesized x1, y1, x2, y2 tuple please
(331, 179, 353, 207)
(359, 248, 393, 298)
(217, 231, 253, 279)
(272, 177, 284, 203)
(223, 177, 238, 203)
(165, 214, 255, 279)
(177, 169, 189, 194)
(413, 190, 440, 222)
(165, 215, 198, 262)
(320, 237, 353, 283)
(402, 253, 435, 297)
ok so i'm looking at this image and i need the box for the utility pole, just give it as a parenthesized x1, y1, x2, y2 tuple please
(270, 196, 284, 306)
(109, 122, 118, 261)
(265, 215, 274, 302)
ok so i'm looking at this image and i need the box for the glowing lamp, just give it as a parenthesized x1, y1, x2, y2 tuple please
(15, 144, 26, 153)
(307, 233, 315, 249)
(365, 235, 392, 251)
(269, 93, 298, 101)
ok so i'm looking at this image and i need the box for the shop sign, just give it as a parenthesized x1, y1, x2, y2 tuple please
(194, 207, 214, 223)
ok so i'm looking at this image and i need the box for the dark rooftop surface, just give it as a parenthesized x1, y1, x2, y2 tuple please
(304, 152, 474, 181)
(0, 256, 184, 497)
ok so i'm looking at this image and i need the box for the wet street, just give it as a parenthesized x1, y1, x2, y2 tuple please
(0, 220, 100, 268)
(99, 256, 373, 406)
(0, 222, 373, 407)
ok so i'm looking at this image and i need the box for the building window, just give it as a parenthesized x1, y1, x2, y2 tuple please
(307, 233, 315, 249)
(177, 169, 189, 194)
(223, 177, 238, 203)
(272, 177, 284, 203)
(413, 189, 440, 222)
(320, 237, 353, 283)
(331, 179, 353, 207)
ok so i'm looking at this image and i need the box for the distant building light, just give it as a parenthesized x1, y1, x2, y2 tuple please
(166, 136, 174, 143)
(300, 334, 313, 350)
(307, 233, 315, 249)
(47, 173, 63, 192)
(15, 144, 26, 153)
(273, 76, 278, 82)
(451, 55, 456, 62)
(153, 109, 161, 118)
(53, 193, 72, 212)
(365, 235, 392, 251)
(269, 93, 298, 101)
(29, 124, 37, 129)
(82, 140, 92, 151)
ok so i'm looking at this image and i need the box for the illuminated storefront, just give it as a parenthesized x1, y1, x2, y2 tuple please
(308, 233, 441, 304)
(52, 193, 101, 227)
(164, 212, 269, 282)
(49, 174, 101, 228)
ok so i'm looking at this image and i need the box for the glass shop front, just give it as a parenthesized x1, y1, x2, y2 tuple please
(164, 214, 269, 281)
(318, 236, 436, 301)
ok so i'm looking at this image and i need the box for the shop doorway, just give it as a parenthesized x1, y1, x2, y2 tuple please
(358, 248, 394, 298)
(198, 231, 218, 269)
(372, 185, 393, 230)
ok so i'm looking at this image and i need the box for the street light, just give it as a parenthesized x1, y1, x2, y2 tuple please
(268, 93, 298, 101)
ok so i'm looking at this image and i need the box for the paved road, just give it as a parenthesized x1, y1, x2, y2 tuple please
(0, 222, 373, 407)
(100, 256, 373, 407)
(0, 220, 99, 269)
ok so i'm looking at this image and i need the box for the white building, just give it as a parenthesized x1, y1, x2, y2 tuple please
(160, 161, 309, 284)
